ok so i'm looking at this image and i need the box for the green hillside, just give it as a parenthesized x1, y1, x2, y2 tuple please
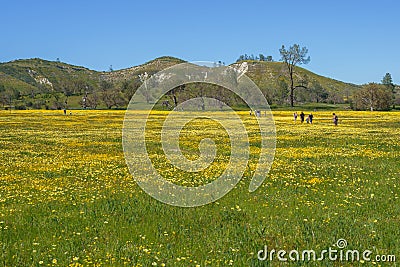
(0, 58, 100, 92)
(240, 60, 360, 105)
(0, 72, 37, 93)
(106, 56, 185, 82)
(0, 56, 362, 110)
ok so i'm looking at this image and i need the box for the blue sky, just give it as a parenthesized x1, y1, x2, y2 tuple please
(1, 0, 399, 84)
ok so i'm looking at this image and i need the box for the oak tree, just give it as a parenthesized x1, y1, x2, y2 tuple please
(279, 44, 310, 107)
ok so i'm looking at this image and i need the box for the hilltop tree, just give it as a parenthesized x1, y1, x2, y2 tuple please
(279, 44, 311, 107)
(236, 53, 273, 62)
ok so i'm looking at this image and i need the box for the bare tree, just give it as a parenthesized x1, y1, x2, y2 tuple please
(279, 44, 310, 107)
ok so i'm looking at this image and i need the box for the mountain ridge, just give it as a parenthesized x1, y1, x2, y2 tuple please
(0, 56, 361, 109)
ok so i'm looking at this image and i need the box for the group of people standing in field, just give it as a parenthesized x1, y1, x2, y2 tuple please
(293, 111, 339, 126)
(293, 111, 313, 124)
(249, 110, 339, 126)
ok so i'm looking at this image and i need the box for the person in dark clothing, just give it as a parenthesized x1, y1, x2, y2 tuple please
(300, 112, 305, 123)
(333, 113, 339, 126)
(308, 113, 314, 124)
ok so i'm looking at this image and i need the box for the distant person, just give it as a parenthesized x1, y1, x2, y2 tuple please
(300, 112, 305, 123)
(293, 112, 298, 122)
(309, 113, 314, 124)
(63, 108, 66, 115)
(333, 113, 338, 126)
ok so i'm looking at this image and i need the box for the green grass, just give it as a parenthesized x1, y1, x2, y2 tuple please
(0, 110, 399, 266)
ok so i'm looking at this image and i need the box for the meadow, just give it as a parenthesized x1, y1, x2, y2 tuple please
(0, 110, 399, 266)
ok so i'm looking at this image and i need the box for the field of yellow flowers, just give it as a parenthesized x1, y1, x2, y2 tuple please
(0, 110, 399, 266)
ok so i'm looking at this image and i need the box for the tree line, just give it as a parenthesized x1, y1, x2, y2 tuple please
(236, 54, 273, 62)
(352, 73, 397, 111)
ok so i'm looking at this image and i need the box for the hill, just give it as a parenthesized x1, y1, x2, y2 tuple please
(0, 56, 361, 109)
(237, 60, 360, 105)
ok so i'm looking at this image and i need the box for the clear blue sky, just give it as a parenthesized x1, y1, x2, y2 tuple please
(2, 0, 399, 84)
